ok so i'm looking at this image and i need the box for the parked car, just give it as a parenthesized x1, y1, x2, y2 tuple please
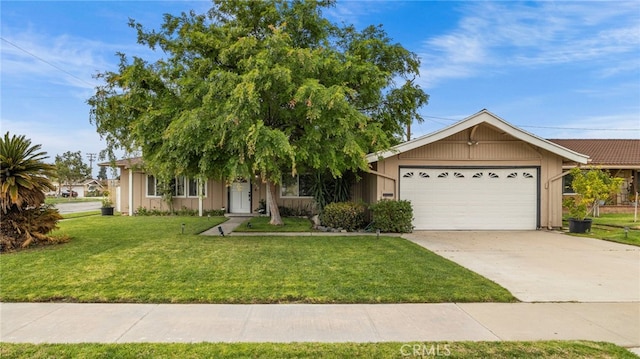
(61, 190, 78, 198)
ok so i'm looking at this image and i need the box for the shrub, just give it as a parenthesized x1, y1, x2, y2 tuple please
(320, 202, 365, 231)
(135, 206, 226, 217)
(1, 204, 67, 252)
(278, 204, 312, 218)
(370, 200, 413, 233)
(204, 209, 226, 216)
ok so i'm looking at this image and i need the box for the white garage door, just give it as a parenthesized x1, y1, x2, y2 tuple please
(399, 168, 538, 230)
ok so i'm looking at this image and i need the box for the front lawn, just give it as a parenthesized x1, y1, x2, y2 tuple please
(592, 213, 640, 229)
(0, 216, 514, 303)
(45, 197, 101, 205)
(233, 216, 313, 232)
(565, 213, 640, 246)
(0, 341, 635, 359)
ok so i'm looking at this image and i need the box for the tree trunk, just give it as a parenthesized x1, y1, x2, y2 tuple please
(266, 181, 283, 226)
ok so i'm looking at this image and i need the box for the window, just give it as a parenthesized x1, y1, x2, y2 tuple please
(147, 175, 205, 198)
(188, 178, 198, 197)
(172, 176, 186, 197)
(563, 174, 576, 194)
(281, 174, 314, 197)
(147, 175, 161, 197)
(187, 178, 207, 197)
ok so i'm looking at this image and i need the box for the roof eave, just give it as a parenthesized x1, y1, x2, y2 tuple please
(366, 110, 590, 164)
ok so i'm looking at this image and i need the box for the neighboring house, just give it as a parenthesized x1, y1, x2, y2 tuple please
(55, 179, 105, 198)
(103, 109, 593, 230)
(548, 139, 639, 205)
(56, 183, 85, 198)
(83, 179, 105, 195)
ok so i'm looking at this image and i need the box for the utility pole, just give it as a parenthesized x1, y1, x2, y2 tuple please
(87, 153, 97, 178)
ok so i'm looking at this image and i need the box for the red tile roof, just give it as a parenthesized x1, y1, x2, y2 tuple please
(548, 139, 640, 166)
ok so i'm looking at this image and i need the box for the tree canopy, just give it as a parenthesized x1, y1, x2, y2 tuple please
(55, 151, 91, 195)
(89, 0, 428, 224)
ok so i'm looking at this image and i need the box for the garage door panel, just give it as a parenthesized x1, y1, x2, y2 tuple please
(400, 168, 538, 230)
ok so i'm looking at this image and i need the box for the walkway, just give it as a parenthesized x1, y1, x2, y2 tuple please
(1, 302, 638, 347)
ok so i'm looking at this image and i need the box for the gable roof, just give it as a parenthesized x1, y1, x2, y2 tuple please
(366, 109, 589, 164)
(82, 179, 104, 186)
(99, 157, 144, 169)
(548, 139, 640, 168)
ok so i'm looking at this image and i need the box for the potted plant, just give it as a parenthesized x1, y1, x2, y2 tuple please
(101, 191, 114, 216)
(564, 167, 623, 233)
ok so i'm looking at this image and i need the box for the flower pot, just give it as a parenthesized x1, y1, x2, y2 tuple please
(101, 207, 114, 216)
(568, 218, 592, 233)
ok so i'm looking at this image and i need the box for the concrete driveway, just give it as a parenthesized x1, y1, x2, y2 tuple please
(404, 231, 640, 302)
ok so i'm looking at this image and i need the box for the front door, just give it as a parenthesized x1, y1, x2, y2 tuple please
(229, 179, 251, 213)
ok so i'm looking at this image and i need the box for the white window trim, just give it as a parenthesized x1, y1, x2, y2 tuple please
(146, 175, 161, 198)
(280, 174, 314, 199)
(187, 178, 207, 198)
(173, 176, 187, 198)
(147, 175, 208, 199)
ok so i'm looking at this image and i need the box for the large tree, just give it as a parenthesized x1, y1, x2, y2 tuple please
(89, 0, 428, 224)
(55, 151, 91, 197)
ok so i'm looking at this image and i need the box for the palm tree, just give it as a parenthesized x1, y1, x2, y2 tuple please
(0, 132, 56, 213)
(1, 133, 62, 251)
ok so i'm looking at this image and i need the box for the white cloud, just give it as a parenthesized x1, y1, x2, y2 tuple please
(417, 1, 640, 88)
(536, 114, 640, 139)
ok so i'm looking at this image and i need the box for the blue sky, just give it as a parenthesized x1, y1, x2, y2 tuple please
(2, 1, 639, 174)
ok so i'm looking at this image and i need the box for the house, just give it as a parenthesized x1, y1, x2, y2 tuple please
(83, 179, 106, 196)
(101, 158, 315, 217)
(103, 109, 592, 230)
(548, 139, 639, 206)
(54, 179, 104, 198)
(362, 109, 588, 230)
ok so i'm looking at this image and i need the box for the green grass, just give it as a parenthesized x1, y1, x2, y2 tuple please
(0, 216, 514, 304)
(0, 341, 635, 359)
(568, 225, 640, 247)
(45, 197, 101, 205)
(61, 211, 101, 219)
(592, 213, 640, 229)
(565, 213, 640, 246)
(234, 216, 313, 232)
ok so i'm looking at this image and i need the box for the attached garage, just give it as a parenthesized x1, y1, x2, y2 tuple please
(365, 110, 590, 230)
(399, 167, 539, 230)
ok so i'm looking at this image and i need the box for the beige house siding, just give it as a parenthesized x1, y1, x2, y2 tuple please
(120, 169, 226, 214)
(367, 123, 568, 229)
(116, 169, 316, 215)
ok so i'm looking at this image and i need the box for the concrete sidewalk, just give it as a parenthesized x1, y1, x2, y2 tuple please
(200, 216, 246, 236)
(2, 302, 638, 349)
